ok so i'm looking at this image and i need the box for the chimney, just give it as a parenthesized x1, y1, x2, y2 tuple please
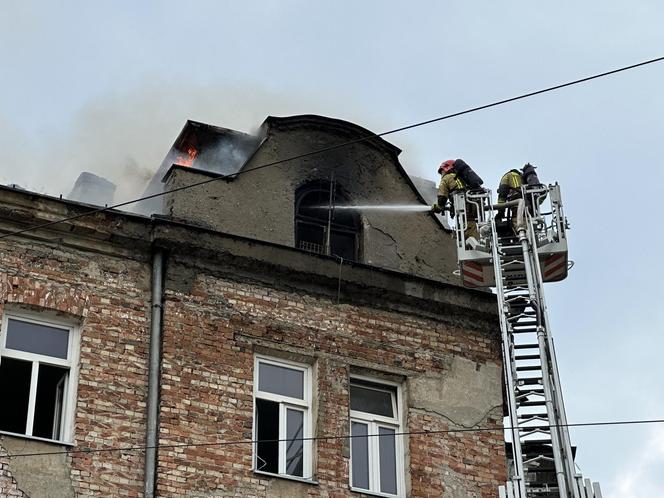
(68, 172, 117, 206)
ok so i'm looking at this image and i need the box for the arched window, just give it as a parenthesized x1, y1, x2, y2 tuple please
(295, 182, 360, 261)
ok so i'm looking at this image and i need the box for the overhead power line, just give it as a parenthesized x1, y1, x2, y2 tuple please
(5, 417, 664, 459)
(0, 55, 663, 241)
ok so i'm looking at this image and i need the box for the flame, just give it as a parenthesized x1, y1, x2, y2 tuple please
(175, 147, 198, 167)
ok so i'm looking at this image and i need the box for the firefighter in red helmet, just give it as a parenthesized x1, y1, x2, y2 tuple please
(432, 159, 479, 239)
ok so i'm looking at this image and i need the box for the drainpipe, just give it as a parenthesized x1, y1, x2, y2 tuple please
(144, 249, 164, 498)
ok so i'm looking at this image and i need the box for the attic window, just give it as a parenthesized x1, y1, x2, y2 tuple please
(295, 182, 359, 261)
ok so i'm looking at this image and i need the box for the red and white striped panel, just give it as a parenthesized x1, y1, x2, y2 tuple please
(543, 253, 567, 282)
(461, 261, 488, 287)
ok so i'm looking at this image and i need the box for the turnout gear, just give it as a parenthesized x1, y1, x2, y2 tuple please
(437, 159, 484, 188)
(497, 169, 523, 203)
(496, 163, 544, 235)
(437, 167, 478, 238)
(522, 163, 540, 186)
(453, 159, 483, 189)
(496, 169, 523, 234)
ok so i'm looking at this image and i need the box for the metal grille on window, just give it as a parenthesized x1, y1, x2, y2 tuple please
(294, 180, 360, 261)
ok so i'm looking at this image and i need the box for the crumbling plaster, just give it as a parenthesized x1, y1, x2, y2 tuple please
(1, 436, 75, 498)
(409, 356, 503, 428)
(163, 118, 459, 284)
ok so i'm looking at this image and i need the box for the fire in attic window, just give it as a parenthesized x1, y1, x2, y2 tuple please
(295, 182, 359, 261)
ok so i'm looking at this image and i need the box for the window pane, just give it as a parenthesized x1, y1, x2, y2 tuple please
(298, 190, 332, 221)
(379, 427, 398, 494)
(258, 362, 304, 399)
(33, 364, 68, 440)
(285, 409, 304, 477)
(351, 422, 369, 489)
(350, 384, 394, 417)
(0, 357, 31, 434)
(330, 230, 356, 261)
(6, 319, 69, 359)
(256, 398, 279, 474)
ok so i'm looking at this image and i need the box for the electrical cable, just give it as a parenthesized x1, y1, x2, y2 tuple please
(0, 55, 663, 241)
(5, 417, 664, 459)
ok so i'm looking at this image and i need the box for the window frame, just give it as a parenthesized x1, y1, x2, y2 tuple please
(253, 355, 314, 481)
(0, 311, 80, 445)
(294, 182, 361, 261)
(349, 375, 405, 498)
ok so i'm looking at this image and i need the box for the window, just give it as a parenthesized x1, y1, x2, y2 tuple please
(0, 312, 79, 443)
(349, 378, 404, 497)
(253, 356, 313, 480)
(295, 181, 360, 261)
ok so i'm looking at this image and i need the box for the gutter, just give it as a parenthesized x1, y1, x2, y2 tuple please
(144, 249, 164, 498)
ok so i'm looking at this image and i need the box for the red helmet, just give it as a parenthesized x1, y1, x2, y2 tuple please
(438, 159, 455, 174)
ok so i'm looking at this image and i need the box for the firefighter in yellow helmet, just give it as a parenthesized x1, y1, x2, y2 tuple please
(496, 163, 541, 234)
(431, 159, 479, 239)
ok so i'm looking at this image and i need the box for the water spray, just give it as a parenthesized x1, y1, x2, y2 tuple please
(312, 204, 431, 212)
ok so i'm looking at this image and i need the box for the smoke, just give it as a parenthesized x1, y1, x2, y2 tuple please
(0, 78, 412, 208)
(190, 134, 260, 177)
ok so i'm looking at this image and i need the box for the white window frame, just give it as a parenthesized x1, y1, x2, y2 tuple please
(253, 355, 313, 481)
(349, 375, 405, 498)
(0, 311, 80, 444)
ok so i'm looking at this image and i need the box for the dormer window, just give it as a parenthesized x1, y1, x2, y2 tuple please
(295, 182, 360, 261)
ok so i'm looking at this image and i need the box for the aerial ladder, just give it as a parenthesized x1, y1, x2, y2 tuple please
(450, 184, 602, 498)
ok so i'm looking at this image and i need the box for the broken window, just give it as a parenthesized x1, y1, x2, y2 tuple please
(349, 378, 404, 497)
(295, 182, 360, 261)
(0, 314, 78, 443)
(253, 356, 312, 480)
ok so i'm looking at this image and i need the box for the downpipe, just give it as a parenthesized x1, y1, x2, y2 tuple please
(145, 249, 164, 498)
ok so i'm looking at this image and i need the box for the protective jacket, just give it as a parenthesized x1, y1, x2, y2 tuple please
(497, 169, 523, 203)
(438, 173, 466, 208)
(438, 172, 478, 220)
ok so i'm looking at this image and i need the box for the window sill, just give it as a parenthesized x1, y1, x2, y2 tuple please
(0, 430, 75, 447)
(350, 486, 402, 498)
(254, 470, 319, 485)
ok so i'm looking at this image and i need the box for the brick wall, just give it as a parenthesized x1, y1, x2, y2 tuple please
(0, 215, 505, 497)
(0, 238, 151, 497)
(157, 260, 506, 497)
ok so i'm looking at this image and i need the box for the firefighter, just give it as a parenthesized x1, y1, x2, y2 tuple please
(496, 163, 542, 234)
(431, 159, 479, 240)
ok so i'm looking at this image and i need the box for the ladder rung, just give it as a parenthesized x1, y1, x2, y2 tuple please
(516, 390, 545, 401)
(523, 455, 555, 466)
(519, 413, 548, 421)
(514, 343, 539, 349)
(501, 260, 525, 267)
(519, 428, 551, 438)
(499, 246, 522, 254)
(512, 319, 538, 326)
(505, 288, 529, 295)
(517, 387, 544, 394)
(507, 314, 536, 323)
(511, 327, 538, 334)
(521, 439, 554, 446)
(518, 400, 546, 407)
(518, 378, 543, 385)
(515, 354, 540, 361)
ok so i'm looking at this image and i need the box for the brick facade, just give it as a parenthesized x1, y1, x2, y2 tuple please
(153, 254, 506, 497)
(0, 233, 151, 497)
(0, 184, 506, 497)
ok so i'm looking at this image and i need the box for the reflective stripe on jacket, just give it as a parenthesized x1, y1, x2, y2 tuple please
(497, 170, 523, 203)
(438, 172, 466, 199)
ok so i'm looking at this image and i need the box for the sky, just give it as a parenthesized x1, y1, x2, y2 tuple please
(1, 1, 663, 495)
